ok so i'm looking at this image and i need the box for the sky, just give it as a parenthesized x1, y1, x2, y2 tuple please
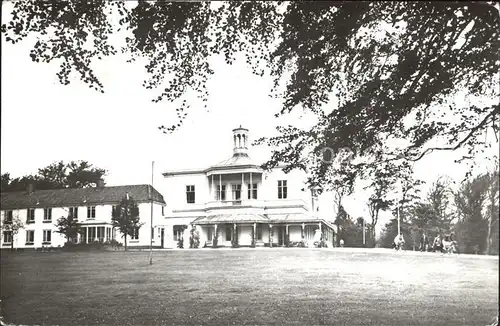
(1, 3, 498, 235)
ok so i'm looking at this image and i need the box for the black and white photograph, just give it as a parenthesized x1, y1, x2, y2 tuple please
(1, 1, 499, 325)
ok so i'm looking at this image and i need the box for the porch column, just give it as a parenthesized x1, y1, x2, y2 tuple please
(219, 174, 222, 201)
(253, 223, 256, 246)
(319, 223, 322, 244)
(301, 223, 305, 240)
(233, 223, 238, 246)
(214, 224, 218, 243)
(249, 172, 253, 199)
(285, 224, 289, 245)
(269, 224, 273, 247)
(241, 173, 245, 201)
(211, 174, 214, 200)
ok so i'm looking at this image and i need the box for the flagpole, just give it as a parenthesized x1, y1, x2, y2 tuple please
(362, 218, 366, 246)
(397, 206, 401, 236)
(149, 161, 154, 266)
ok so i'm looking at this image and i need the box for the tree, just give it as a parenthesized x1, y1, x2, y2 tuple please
(111, 195, 142, 251)
(66, 161, 107, 188)
(1, 160, 107, 192)
(427, 177, 454, 231)
(334, 205, 349, 246)
(331, 176, 354, 246)
(2, 2, 498, 190)
(409, 202, 436, 250)
(367, 186, 393, 247)
(454, 174, 490, 254)
(1, 212, 24, 251)
(365, 162, 417, 246)
(38, 161, 69, 189)
(484, 168, 499, 255)
(1, 174, 39, 192)
(54, 214, 82, 244)
(1, 173, 12, 192)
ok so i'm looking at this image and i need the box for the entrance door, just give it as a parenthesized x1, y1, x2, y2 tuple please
(278, 227, 284, 246)
(160, 228, 164, 248)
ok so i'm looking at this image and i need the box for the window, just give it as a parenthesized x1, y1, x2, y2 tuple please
(256, 225, 262, 241)
(4, 211, 13, 224)
(186, 185, 195, 203)
(278, 180, 288, 199)
(226, 226, 232, 241)
(232, 184, 241, 200)
(26, 230, 35, 244)
(247, 183, 258, 199)
(87, 206, 96, 219)
(173, 225, 184, 241)
(3, 231, 12, 244)
(216, 185, 226, 201)
(130, 228, 139, 240)
(69, 207, 79, 219)
(43, 208, 52, 222)
(27, 208, 35, 223)
(43, 230, 52, 243)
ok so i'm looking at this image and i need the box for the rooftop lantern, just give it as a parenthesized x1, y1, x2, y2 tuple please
(232, 125, 249, 157)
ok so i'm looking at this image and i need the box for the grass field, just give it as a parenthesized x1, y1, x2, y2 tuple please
(1, 248, 498, 326)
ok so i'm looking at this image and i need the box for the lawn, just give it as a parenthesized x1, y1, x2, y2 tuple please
(0, 248, 498, 326)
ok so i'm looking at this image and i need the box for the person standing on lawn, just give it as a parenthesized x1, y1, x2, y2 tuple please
(394, 232, 405, 251)
(433, 234, 443, 253)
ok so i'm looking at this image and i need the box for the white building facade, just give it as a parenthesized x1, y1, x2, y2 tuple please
(0, 184, 166, 249)
(160, 126, 336, 249)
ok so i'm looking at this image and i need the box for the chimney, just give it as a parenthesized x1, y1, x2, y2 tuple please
(27, 182, 35, 195)
(97, 179, 105, 187)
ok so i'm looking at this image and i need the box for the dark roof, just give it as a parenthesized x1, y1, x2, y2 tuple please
(0, 185, 165, 210)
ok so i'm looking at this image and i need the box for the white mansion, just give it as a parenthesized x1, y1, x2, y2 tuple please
(160, 126, 336, 248)
(1, 126, 336, 250)
(0, 183, 166, 249)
